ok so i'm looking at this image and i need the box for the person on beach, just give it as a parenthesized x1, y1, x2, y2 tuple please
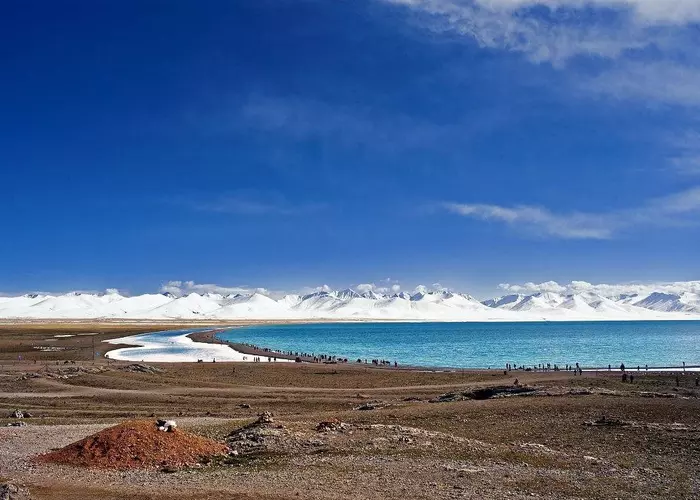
(620, 363, 625, 372)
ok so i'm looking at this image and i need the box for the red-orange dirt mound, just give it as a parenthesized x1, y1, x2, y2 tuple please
(37, 420, 229, 469)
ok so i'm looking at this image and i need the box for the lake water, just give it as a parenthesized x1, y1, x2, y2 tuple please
(218, 321, 700, 369)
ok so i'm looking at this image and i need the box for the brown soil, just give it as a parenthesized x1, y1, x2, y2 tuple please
(2, 322, 699, 499)
(36, 420, 228, 469)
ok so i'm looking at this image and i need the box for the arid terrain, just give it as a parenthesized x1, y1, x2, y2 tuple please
(1, 323, 699, 499)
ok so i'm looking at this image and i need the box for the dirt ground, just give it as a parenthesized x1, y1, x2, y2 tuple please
(1, 323, 699, 499)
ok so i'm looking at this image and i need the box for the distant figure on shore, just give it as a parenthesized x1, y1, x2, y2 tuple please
(608, 364, 611, 371)
(620, 363, 625, 372)
(683, 361, 686, 372)
(622, 373, 628, 382)
(629, 374, 634, 383)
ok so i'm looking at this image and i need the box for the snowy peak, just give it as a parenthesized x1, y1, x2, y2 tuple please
(482, 294, 524, 309)
(0, 286, 698, 321)
(634, 292, 700, 313)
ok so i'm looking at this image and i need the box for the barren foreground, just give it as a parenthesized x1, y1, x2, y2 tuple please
(1, 324, 699, 499)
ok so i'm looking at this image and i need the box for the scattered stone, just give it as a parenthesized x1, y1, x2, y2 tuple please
(316, 418, 350, 432)
(257, 412, 275, 424)
(226, 412, 324, 456)
(6, 422, 26, 427)
(584, 416, 631, 427)
(0, 482, 29, 500)
(636, 391, 677, 399)
(238, 404, 251, 409)
(226, 412, 286, 455)
(8, 410, 32, 419)
(119, 363, 163, 374)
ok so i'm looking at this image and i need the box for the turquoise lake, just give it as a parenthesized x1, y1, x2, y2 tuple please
(218, 321, 700, 369)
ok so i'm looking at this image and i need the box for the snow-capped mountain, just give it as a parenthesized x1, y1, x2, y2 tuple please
(632, 292, 700, 313)
(0, 287, 699, 321)
(481, 294, 524, 309)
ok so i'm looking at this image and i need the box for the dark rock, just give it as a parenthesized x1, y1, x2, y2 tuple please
(354, 403, 382, 411)
(429, 385, 537, 403)
(0, 483, 29, 500)
(9, 410, 32, 419)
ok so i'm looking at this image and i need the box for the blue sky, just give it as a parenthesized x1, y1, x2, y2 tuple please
(1, 0, 699, 298)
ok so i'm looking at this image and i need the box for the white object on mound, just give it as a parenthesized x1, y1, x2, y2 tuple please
(156, 419, 177, 432)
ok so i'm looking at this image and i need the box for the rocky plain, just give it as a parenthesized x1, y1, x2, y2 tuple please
(1, 323, 699, 499)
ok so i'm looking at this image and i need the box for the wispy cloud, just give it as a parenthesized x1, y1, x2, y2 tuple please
(240, 94, 459, 150)
(668, 131, 700, 176)
(160, 280, 272, 298)
(440, 186, 700, 239)
(382, 0, 700, 107)
(177, 191, 325, 216)
(499, 279, 700, 297)
(584, 62, 700, 109)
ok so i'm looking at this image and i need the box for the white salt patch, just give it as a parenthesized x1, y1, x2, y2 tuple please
(105, 330, 291, 363)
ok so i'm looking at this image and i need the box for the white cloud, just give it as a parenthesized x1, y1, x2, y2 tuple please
(160, 280, 271, 298)
(471, 1, 700, 24)
(391, 284, 402, 292)
(383, 0, 700, 108)
(585, 62, 700, 108)
(384, 0, 658, 64)
(441, 185, 700, 239)
(500, 279, 700, 297)
(498, 281, 567, 294)
(355, 283, 377, 293)
(442, 202, 614, 239)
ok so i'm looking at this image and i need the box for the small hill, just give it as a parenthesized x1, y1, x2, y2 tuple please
(37, 420, 228, 469)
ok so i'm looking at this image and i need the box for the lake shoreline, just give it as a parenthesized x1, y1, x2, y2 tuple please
(192, 324, 700, 373)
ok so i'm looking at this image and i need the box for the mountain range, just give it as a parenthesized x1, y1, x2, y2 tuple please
(1, 288, 699, 321)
